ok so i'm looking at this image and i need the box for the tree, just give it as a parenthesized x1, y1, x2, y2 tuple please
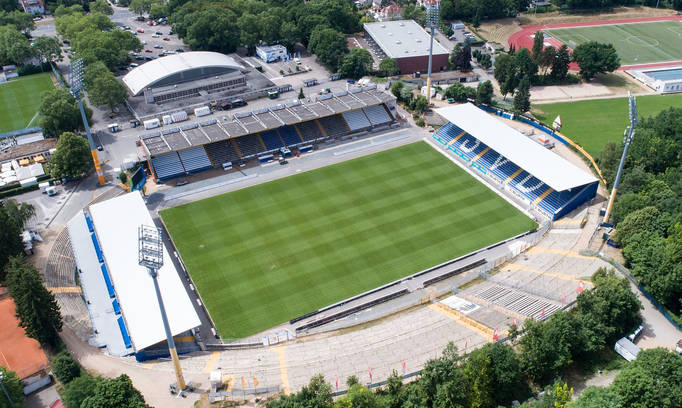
(182, 6, 240, 53)
(89, 0, 113, 15)
(551, 45, 570, 80)
(33, 36, 63, 70)
(531, 30, 544, 63)
(572, 42, 620, 80)
(148, 3, 167, 19)
(52, 351, 82, 384)
(1, 199, 35, 231)
(379, 57, 399, 77)
(128, 0, 147, 15)
(411, 94, 428, 113)
(339, 48, 373, 80)
(279, 21, 300, 52)
(5, 256, 63, 348)
(445, 82, 475, 102)
(0, 201, 25, 284)
(479, 53, 492, 69)
(513, 75, 531, 113)
(266, 374, 332, 408)
(0, 366, 24, 408)
(39, 89, 89, 138)
(308, 26, 347, 71)
(494, 53, 518, 99)
(539, 45, 555, 76)
(514, 47, 538, 80)
(611, 348, 682, 408)
(465, 342, 523, 407)
(63, 375, 102, 408)
(298, 88, 304, 99)
(80, 374, 150, 408)
(390, 80, 404, 99)
(237, 13, 261, 54)
(0, 10, 35, 34)
(88, 73, 128, 112)
(451, 44, 472, 72)
(0, 25, 34, 65)
(476, 80, 493, 104)
(0, 0, 19, 12)
(568, 386, 622, 408)
(48, 132, 92, 180)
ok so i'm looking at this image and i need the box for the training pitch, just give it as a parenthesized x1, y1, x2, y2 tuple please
(533, 93, 682, 157)
(0, 73, 54, 133)
(545, 21, 682, 66)
(161, 142, 537, 338)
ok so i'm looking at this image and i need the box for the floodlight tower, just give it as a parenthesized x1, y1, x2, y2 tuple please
(424, 0, 440, 105)
(603, 92, 637, 224)
(138, 225, 187, 391)
(70, 58, 106, 185)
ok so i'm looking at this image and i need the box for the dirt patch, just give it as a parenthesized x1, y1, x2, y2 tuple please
(477, 18, 521, 45)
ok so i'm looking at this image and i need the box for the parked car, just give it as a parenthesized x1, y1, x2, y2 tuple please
(153, 44, 163, 49)
(163, 37, 170, 41)
(145, 49, 152, 53)
(151, 34, 159, 38)
(136, 16, 145, 21)
(136, 28, 144, 33)
(176, 48, 185, 52)
(155, 31, 163, 35)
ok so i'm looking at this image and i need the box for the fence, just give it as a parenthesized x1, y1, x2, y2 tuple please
(476, 104, 607, 185)
(50, 62, 65, 88)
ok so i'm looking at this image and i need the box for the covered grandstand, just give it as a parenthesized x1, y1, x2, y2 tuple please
(434, 103, 598, 220)
(66, 192, 201, 359)
(139, 86, 397, 181)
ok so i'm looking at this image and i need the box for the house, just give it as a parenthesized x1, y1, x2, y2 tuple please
(376, 4, 402, 21)
(19, 0, 45, 15)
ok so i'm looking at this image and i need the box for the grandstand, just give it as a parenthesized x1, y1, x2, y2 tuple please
(434, 104, 598, 220)
(66, 191, 201, 359)
(139, 86, 397, 181)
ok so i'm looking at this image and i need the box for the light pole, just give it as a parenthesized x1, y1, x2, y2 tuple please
(138, 225, 187, 391)
(0, 371, 14, 406)
(603, 92, 637, 224)
(424, 0, 440, 105)
(69, 58, 106, 185)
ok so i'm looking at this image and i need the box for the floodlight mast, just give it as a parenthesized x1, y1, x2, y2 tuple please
(603, 92, 637, 224)
(138, 225, 187, 390)
(69, 58, 105, 185)
(425, 0, 440, 105)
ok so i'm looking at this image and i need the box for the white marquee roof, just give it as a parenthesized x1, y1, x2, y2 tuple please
(89, 191, 200, 351)
(436, 103, 598, 191)
(122, 51, 244, 95)
(364, 20, 449, 59)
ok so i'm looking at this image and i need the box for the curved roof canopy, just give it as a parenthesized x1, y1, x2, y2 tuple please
(122, 51, 244, 96)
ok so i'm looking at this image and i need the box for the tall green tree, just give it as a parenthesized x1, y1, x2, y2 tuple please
(48, 132, 92, 180)
(52, 351, 82, 385)
(89, 0, 113, 15)
(0, 25, 33, 65)
(0, 10, 35, 34)
(0, 366, 24, 408)
(568, 386, 622, 408)
(476, 80, 493, 104)
(465, 342, 523, 407)
(514, 48, 538, 80)
(5, 256, 63, 348)
(611, 348, 682, 408)
(39, 89, 89, 138)
(183, 5, 240, 54)
(531, 30, 544, 63)
(494, 53, 518, 99)
(0, 0, 19, 12)
(539, 45, 555, 76)
(572, 41, 620, 80)
(0, 201, 26, 283)
(87, 73, 128, 112)
(339, 48, 373, 80)
(266, 374, 332, 408)
(379, 57, 399, 77)
(62, 375, 102, 408)
(513, 75, 531, 113)
(33, 36, 63, 70)
(451, 44, 472, 72)
(551, 45, 570, 80)
(80, 375, 150, 408)
(308, 26, 347, 71)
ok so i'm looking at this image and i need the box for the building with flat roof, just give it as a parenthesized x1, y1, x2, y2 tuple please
(363, 20, 449, 74)
(20, 0, 45, 14)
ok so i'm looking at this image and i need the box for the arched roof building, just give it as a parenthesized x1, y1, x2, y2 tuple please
(122, 51, 245, 96)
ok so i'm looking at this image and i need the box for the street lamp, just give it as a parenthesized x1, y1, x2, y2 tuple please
(70, 58, 106, 185)
(0, 371, 14, 406)
(138, 225, 187, 391)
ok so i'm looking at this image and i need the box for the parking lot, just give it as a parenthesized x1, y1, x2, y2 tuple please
(114, 16, 186, 72)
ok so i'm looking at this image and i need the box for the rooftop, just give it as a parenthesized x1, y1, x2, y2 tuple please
(364, 20, 449, 59)
(435, 103, 598, 191)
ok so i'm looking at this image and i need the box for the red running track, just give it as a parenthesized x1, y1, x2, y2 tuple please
(508, 16, 682, 70)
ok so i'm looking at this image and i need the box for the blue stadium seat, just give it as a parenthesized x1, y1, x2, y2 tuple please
(151, 152, 185, 180)
(260, 129, 284, 151)
(279, 126, 302, 146)
(178, 146, 212, 173)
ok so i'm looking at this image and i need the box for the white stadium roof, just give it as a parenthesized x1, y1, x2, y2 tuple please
(89, 192, 200, 351)
(363, 20, 449, 59)
(122, 51, 244, 96)
(436, 103, 598, 191)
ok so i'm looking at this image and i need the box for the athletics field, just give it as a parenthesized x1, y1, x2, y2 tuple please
(161, 142, 537, 338)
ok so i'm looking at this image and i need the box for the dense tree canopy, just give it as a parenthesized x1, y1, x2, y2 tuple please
(378, 57, 399, 77)
(0, 366, 24, 408)
(611, 348, 682, 408)
(0, 10, 35, 33)
(80, 375, 150, 408)
(5, 256, 63, 348)
(48, 132, 92, 179)
(572, 42, 620, 80)
(476, 80, 493, 105)
(33, 36, 63, 66)
(39, 89, 90, 138)
(52, 351, 82, 385)
(63, 375, 102, 408)
(440, 0, 530, 21)
(0, 201, 26, 283)
(308, 25, 348, 71)
(339, 48, 372, 80)
(0, 25, 33, 65)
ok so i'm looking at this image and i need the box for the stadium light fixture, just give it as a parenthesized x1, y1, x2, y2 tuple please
(69, 58, 106, 185)
(424, 0, 440, 105)
(138, 225, 187, 391)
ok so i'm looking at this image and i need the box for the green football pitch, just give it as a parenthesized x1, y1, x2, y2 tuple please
(0, 73, 54, 133)
(545, 21, 682, 66)
(533, 93, 682, 157)
(161, 142, 537, 339)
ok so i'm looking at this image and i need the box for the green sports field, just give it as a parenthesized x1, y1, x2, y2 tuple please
(545, 21, 682, 66)
(0, 73, 54, 133)
(533, 93, 682, 157)
(161, 142, 537, 338)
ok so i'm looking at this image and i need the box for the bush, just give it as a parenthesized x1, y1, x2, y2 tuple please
(52, 351, 81, 384)
(119, 172, 127, 184)
(18, 62, 52, 76)
(415, 118, 425, 127)
(0, 184, 39, 198)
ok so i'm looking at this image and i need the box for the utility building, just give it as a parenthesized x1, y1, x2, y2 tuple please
(363, 20, 449, 74)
